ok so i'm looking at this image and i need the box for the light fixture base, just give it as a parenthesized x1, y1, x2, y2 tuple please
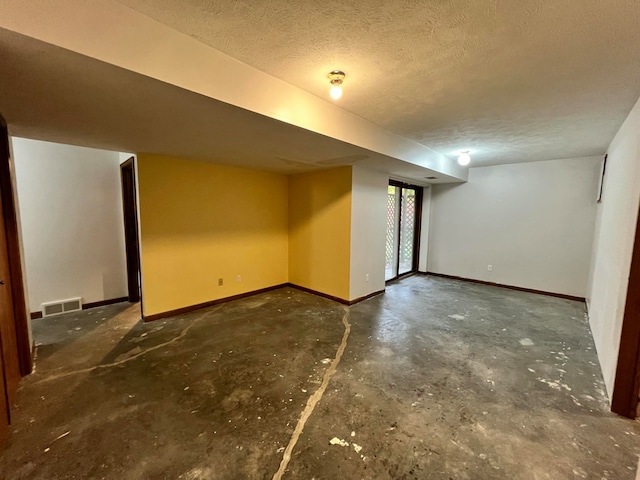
(328, 70, 346, 86)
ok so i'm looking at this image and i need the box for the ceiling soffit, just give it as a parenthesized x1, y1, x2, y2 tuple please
(117, 0, 640, 166)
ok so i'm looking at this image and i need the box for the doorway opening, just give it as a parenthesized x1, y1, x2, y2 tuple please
(385, 180, 423, 282)
(120, 158, 141, 304)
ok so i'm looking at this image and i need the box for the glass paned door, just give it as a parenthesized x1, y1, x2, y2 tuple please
(398, 188, 416, 275)
(385, 186, 400, 281)
(385, 182, 422, 281)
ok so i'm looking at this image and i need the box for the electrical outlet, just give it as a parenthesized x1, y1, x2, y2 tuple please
(218, 278, 223, 286)
(365, 274, 369, 282)
(487, 265, 493, 272)
(236, 275, 242, 283)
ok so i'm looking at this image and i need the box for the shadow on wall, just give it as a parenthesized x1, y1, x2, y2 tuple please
(288, 168, 353, 233)
(288, 167, 352, 300)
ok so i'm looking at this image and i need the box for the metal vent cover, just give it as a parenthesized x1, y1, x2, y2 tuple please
(63, 300, 82, 312)
(43, 303, 63, 316)
(41, 297, 83, 317)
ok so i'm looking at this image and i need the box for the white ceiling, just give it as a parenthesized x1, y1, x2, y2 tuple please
(116, 0, 640, 166)
(0, 29, 458, 184)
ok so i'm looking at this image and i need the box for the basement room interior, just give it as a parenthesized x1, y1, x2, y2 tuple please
(0, 1, 640, 479)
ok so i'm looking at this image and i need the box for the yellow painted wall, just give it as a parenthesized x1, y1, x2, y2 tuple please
(288, 167, 352, 300)
(137, 154, 289, 317)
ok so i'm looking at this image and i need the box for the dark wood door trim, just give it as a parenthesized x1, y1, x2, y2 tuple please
(0, 182, 20, 407)
(412, 187, 424, 273)
(0, 115, 31, 377)
(120, 157, 141, 304)
(395, 185, 402, 279)
(611, 204, 640, 418)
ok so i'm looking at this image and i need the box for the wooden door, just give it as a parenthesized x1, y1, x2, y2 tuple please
(0, 114, 32, 444)
(0, 187, 20, 407)
(0, 147, 20, 446)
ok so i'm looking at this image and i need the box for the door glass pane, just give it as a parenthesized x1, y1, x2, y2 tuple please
(385, 185, 400, 280)
(398, 188, 416, 275)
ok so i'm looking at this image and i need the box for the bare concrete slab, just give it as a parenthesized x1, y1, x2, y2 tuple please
(1, 276, 639, 479)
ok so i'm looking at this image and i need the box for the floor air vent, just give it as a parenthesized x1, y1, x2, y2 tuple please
(42, 298, 83, 317)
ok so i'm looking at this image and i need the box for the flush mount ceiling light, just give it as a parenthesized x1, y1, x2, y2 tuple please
(328, 70, 346, 100)
(458, 151, 471, 166)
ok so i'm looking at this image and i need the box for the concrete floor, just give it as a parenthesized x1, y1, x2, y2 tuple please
(1, 276, 639, 479)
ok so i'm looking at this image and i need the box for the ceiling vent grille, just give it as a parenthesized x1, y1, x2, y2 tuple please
(41, 298, 82, 317)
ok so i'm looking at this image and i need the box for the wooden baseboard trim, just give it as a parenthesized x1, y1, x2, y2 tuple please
(83, 297, 129, 310)
(143, 284, 289, 322)
(286, 284, 350, 305)
(348, 289, 385, 305)
(30, 296, 130, 320)
(424, 272, 586, 303)
(125, 283, 384, 322)
(144, 283, 387, 322)
(287, 283, 385, 306)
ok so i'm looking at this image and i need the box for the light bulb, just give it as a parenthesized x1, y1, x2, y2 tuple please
(330, 85, 343, 100)
(458, 152, 471, 166)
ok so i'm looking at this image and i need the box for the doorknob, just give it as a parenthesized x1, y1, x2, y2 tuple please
(0, 280, 4, 285)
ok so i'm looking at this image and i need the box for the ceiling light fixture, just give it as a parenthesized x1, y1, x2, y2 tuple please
(328, 70, 346, 100)
(458, 151, 471, 166)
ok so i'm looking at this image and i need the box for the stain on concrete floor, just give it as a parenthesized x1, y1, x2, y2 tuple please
(1, 276, 639, 479)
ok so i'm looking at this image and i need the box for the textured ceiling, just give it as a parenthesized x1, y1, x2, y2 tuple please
(116, 0, 640, 166)
(0, 29, 457, 184)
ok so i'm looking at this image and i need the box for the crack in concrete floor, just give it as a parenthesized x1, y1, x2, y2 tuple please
(272, 306, 350, 480)
(32, 306, 222, 385)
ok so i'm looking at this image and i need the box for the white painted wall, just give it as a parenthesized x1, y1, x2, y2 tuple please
(587, 97, 640, 398)
(11, 138, 128, 313)
(428, 157, 601, 298)
(418, 187, 432, 272)
(349, 166, 388, 300)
